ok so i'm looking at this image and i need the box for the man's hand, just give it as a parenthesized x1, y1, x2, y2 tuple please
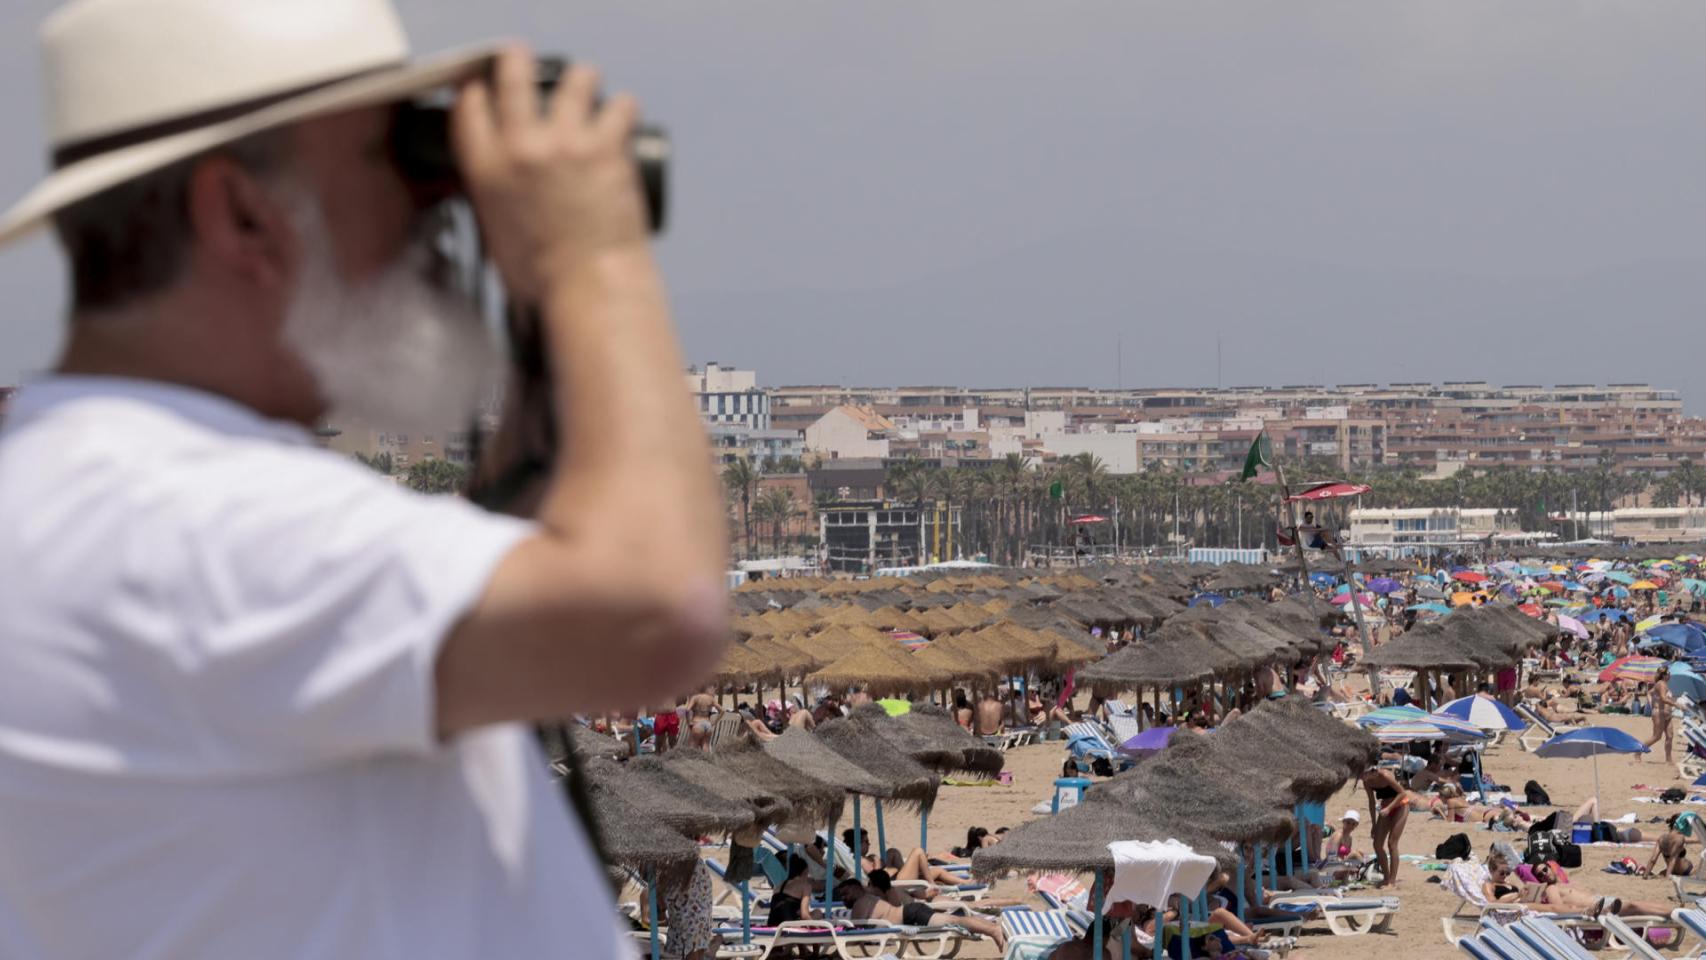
(452, 47, 649, 302)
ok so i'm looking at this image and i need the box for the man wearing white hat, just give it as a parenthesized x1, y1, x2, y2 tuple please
(0, 2, 727, 958)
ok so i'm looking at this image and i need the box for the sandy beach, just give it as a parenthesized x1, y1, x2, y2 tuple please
(919, 709, 1690, 959)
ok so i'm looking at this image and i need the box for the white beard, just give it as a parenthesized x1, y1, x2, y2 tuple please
(278, 198, 498, 437)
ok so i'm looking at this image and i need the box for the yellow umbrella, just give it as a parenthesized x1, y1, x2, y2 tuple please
(1451, 591, 1476, 607)
(1636, 615, 1663, 633)
(1630, 580, 1660, 591)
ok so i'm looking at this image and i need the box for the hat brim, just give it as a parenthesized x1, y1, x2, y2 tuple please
(0, 42, 501, 248)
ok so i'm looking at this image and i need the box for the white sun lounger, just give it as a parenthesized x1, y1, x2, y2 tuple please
(1666, 907, 1706, 959)
(1474, 922, 1547, 960)
(1599, 913, 1681, 960)
(1506, 916, 1595, 960)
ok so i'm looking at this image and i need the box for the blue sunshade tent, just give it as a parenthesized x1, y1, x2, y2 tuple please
(1309, 572, 1339, 588)
(1433, 695, 1529, 732)
(1366, 577, 1403, 595)
(1535, 727, 1649, 812)
(1669, 664, 1706, 707)
(1604, 572, 1637, 586)
(1407, 603, 1453, 615)
(1576, 608, 1631, 624)
(1188, 593, 1226, 608)
(1643, 622, 1706, 650)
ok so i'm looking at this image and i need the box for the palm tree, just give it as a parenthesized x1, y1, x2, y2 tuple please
(404, 457, 466, 494)
(756, 488, 798, 556)
(722, 458, 759, 559)
(888, 458, 937, 565)
(932, 468, 976, 561)
(354, 451, 395, 475)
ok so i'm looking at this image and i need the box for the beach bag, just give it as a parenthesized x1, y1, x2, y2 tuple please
(1435, 833, 1471, 861)
(1525, 833, 1559, 866)
(1555, 842, 1583, 869)
(1529, 811, 1564, 836)
(1524, 780, 1551, 806)
(1661, 787, 1687, 804)
(1590, 821, 1619, 843)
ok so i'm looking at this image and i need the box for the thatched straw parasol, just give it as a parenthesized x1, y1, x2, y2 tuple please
(860, 702, 1004, 777)
(1203, 564, 1281, 594)
(1078, 639, 1213, 696)
(1360, 622, 1484, 673)
(912, 642, 999, 687)
(709, 739, 844, 826)
(589, 792, 702, 886)
(1093, 740, 1296, 845)
(808, 641, 952, 698)
(746, 635, 820, 674)
(579, 757, 757, 836)
(804, 625, 869, 662)
(969, 798, 1237, 880)
(542, 723, 629, 762)
(815, 716, 941, 808)
(652, 751, 793, 828)
(1209, 717, 1351, 803)
(708, 641, 787, 687)
(762, 727, 889, 799)
(1246, 698, 1380, 779)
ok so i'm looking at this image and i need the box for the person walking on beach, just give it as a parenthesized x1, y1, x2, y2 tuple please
(1643, 664, 1678, 764)
(0, 3, 727, 957)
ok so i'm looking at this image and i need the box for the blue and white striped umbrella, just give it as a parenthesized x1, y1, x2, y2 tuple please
(1432, 695, 1529, 732)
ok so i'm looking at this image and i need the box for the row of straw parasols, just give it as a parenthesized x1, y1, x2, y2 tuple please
(970, 696, 1380, 879)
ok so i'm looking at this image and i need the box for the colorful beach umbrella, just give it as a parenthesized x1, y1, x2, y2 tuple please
(1535, 726, 1648, 812)
(1357, 705, 1429, 727)
(1330, 592, 1376, 607)
(1599, 655, 1666, 685)
(1604, 572, 1636, 586)
(1284, 481, 1372, 502)
(876, 698, 912, 717)
(1407, 603, 1452, 615)
(1631, 580, 1661, 591)
(1669, 664, 1706, 707)
(1117, 725, 1178, 757)
(1453, 571, 1489, 584)
(1366, 577, 1403, 595)
(1433, 695, 1528, 732)
(1556, 615, 1589, 640)
(1636, 615, 1663, 633)
(1373, 721, 1454, 743)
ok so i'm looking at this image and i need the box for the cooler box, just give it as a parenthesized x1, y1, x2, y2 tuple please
(1571, 823, 1593, 844)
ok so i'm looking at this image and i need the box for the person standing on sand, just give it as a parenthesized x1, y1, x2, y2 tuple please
(1361, 765, 1409, 888)
(1643, 664, 1678, 765)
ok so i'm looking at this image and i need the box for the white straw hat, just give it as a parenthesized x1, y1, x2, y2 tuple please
(0, 0, 500, 247)
(1342, 809, 1361, 823)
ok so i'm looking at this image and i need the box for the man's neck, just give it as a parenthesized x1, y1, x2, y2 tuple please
(58, 296, 320, 426)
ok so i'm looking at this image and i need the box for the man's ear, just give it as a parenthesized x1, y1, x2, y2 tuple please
(185, 155, 296, 293)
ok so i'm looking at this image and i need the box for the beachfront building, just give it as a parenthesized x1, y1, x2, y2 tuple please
(686, 362, 770, 429)
(324, 416, 481, 469)
(818, 500, 963, 573)
(1551, 507, 1706, 544)
(706, 424, 804, 468)
(804, 405, 896, 460)
(1348, 507, 1520, 549)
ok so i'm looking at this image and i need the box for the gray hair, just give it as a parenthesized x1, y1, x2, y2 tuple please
(51, 128, 290, 314)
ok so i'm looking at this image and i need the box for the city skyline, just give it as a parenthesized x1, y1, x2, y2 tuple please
(4, 2, 1706, 412)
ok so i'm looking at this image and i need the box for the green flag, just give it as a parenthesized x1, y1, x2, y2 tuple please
(1048, 480, 1064, 501)
(1239, 433, 1269, 482)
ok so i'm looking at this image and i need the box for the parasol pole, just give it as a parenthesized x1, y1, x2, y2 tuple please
(648, 867, 661, 960)
(852, 796, 863, 882)
(875, 800, 887, 862)
(1091, 870, 1106, 960)
(740, 879, 752, 945)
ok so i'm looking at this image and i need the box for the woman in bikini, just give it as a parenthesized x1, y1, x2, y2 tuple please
(1642, 666, 1677, 765)
(1361, 765, 1409, 888)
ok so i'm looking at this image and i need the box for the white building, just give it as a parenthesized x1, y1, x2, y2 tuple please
(804, 405, 895, 460)
(1349, 507, 1519, 548)
(1610, 507, 1706, 543)
(686, 362, 770, 429)
(707, 424, 804, 468)
(1037, 431, 1142, 474)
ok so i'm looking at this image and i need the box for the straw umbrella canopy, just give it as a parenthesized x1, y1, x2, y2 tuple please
(815, 715, 941, 808)
(1094, 740, 1296, 846)
(1203, 564, 1281, 594)
(652, 751, 794, 828)
(1246, 698, 1380, 780)
(1078, 640, 1213, 697)
(884, 703, 1005, 777)
(804, 625, 870, 662)
(588, 792, 702, 886)
(549, 723, 629, 762)
(746, 635, 821, 675)
(762, 727, 891, 799)
(912, 642, 1000, 687)
(710, 739, 844, 826)
(708, 641, 787, 688)
(579, 758, 757, 837)
(969, 796, 1237, 880)
(808, 641, 953, 698)
(1206, 719, 1349, 803)
(1359, 625, 1482, 673)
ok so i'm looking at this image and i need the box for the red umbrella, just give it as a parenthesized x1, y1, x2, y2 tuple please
(1599, 655, 1666, 685)
(1069, 515, 1108, 524)
(1453, 571, 1489, 584)
(1284, 481, 1372, 502)
(1518, 603, 1543, 617)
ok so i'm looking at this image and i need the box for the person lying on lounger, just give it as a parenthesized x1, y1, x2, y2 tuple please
(1483, 855, 1671, 919)
(837, 874, 1007, 949)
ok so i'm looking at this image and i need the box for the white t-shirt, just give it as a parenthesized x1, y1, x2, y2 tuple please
(0, 377, 629, 960)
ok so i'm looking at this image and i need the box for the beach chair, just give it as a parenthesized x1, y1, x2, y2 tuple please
(708, 713, 749, 751)
(1666, 907, 1706, 959)
(1516, 704, 1578, 753)
(1475, 921, 1548, 960)
(1106, 712, 1142, 753)
(1672, 874, 1706, 906)
(998, 908, 1090, 958)
(1679, 719, 1706, 782)
(1456, 932, 1517, 960)
(1441, 861, 1532, 944)
(1506, 916, 1596, 960)
(1599, 913, 1674, 960)
(1316, 896, 1400, 936)
(1062, 721, 1135, 775)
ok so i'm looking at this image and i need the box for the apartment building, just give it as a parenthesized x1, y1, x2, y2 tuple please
(686, 362, 770, 429)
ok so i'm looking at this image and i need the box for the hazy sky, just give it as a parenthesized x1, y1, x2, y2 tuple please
(3, 2, 1704, 410)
